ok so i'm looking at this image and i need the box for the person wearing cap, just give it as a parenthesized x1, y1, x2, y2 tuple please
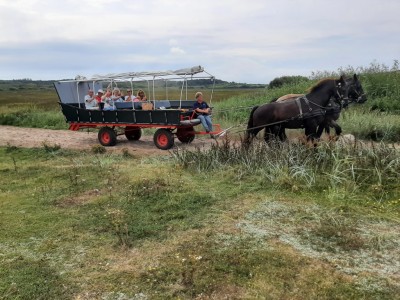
(95, 89, 104, 103)
(193, 91, 213, 135)
(84, 89, 98, 109)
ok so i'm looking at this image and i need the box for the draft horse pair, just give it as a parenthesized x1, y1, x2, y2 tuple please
(244, 75, 366, 145)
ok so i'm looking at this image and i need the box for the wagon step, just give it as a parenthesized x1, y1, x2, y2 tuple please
(180, 119, 201, 126)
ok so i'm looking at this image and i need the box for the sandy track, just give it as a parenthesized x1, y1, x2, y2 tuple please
(0, 125, 215, 156)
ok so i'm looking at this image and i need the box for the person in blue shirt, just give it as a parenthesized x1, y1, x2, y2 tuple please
(193, 92, 213, 134)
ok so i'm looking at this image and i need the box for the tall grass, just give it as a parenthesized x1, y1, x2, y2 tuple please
(0, 104, 67, 129)
(341, 107, 400, 141)
(173, 139, 400, 203)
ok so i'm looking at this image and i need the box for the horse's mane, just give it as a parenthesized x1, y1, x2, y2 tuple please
(307, 78, 336, 93)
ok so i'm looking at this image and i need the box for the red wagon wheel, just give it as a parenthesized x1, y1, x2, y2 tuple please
(98, 127, 117, 146)
(153, 129, 174, 150)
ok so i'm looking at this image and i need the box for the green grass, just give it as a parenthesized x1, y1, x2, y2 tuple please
(340, 107, 400, 141)
(1, 145, 399, 298)
(1, 63, 400, 298)
(0, 104, 67, 129)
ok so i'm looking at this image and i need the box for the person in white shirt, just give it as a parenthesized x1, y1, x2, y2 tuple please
(124, 89, 138, 102)
(84, 89, 98, 109)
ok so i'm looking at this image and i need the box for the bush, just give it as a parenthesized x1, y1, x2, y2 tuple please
(42, 141, 61, 152)
(91, 144, 106, 154)
(268, 75, 309, 89)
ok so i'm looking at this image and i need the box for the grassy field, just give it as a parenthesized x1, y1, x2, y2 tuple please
(1, 64, 399, 298)
(1, 143, 399, 299)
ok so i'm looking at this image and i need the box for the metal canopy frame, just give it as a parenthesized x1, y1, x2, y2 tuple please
(58, 66, 215, 108)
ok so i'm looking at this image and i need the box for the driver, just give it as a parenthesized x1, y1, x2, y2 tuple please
(193, 92, 213, 135)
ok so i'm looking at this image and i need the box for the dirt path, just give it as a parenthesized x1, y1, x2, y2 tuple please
(1, 126, 398, 156)
(0, 125, 215, 156)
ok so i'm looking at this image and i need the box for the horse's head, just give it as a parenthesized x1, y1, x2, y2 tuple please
(347, 74, 367, 104)
(333, 75, 348, 104)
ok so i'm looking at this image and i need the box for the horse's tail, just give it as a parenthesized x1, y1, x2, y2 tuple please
(243, 105, 259, 145)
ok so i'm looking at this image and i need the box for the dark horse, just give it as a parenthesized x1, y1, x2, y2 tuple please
(244, 76, 348, 145)
(271, 74, 366, 140)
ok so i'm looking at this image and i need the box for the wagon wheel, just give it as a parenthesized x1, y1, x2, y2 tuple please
(153, 129, 174, 150)
(176, 127, 195, 144)
(98, 127, 117, 146)
(125, 127, 142, 141)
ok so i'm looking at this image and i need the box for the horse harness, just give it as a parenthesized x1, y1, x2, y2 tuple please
(243, 81, 348, 133)
(293, 96, 328, 121)
(293, 81, 346, 121)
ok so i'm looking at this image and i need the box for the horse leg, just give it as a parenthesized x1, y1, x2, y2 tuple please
(243, 106, 259, 146)
(330, 120, 342, 140)
(316, 122, 326, 139)
(305, 122, 318, 147)
(244, 127, 263, 146)
(264, 127, 273, 143)
(278, 125, 287, 141)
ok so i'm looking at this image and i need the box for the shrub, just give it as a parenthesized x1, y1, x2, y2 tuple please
(268, 75, 309, 89)
(121, 147, 133, 158)
(91, 144, 106, 154)
(42, 141, 61, 152)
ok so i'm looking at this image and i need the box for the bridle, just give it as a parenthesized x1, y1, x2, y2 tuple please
(348, 85, 366, 103)
(333, 81, 347, 103)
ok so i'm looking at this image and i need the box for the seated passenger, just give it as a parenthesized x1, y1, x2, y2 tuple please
(84, 89, 98, 109)
(193, 92, 213, 135)
(136, 89, 147, 101)
(95, 89, 104, 103)
(124, 89, 138, 102)
(111, 88, 123, 102)
(103, 89, 116, 110)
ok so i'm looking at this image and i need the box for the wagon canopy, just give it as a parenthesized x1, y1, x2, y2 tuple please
(90, 65, 206, 81)
(54, 65, 214, 104)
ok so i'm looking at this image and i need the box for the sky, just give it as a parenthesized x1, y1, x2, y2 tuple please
(0, 0, 399, 83)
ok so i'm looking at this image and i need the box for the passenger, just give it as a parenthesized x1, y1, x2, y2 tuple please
(84, 89, 98, 109)
(124, 89, 137, 102)
(95, 89, 104, 103)
(111, 88, 123, 102)
(136, 89, 147, 101)
(193, 92, 213, 135)
(103, 89, 116, 110)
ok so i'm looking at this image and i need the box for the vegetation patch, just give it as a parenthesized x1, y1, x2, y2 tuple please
(238, 200, 400, 287)
(173, 139, 400, 203)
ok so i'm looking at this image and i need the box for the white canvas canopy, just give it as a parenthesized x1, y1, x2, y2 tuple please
(75, 66, 209, 82)
(55, 65, 215, 105)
